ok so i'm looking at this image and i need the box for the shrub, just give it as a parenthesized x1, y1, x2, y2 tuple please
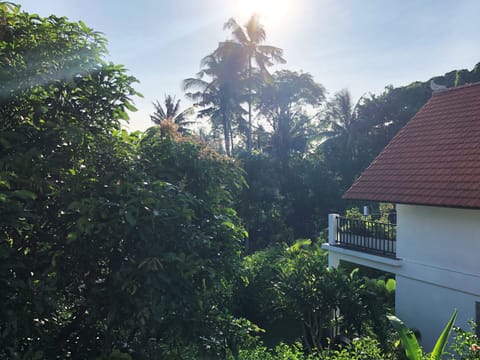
(447, 321, 480, 360)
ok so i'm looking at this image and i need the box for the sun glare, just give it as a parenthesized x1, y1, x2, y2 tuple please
(235, 0, 290, 27)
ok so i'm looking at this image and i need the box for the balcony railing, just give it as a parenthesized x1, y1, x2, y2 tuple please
(334, 216, 396, 258)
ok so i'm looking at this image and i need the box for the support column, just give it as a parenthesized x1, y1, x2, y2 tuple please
(328, 213, 339, 245)
(328, 213, 340, 268)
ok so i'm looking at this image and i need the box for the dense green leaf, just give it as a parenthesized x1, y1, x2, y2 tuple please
(388, 314, 423, 360)
(430, 309, 457, 359)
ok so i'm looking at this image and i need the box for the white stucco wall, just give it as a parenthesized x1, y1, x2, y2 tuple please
(396, 204, 480, 274)
(396, 276, 478, 350)
(395, 204, 480, 350)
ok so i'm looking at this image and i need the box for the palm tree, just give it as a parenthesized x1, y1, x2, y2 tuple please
(183, 46, 245, 156)
(257, 70, 325, 159)
(221, 14, 286, 152)
(321, 89, 359, 137)
(150, 95, 194, 135)
(320, 89, 367, 186)
(320, 89, 368, 154)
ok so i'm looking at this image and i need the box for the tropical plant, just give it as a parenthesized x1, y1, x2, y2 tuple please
(0, 0, 15, 40)
(321, 337, 392, 360)
(388, 309, 458, 360)
(230, 334, 391, 359)
(0, 8, 255, 358)
(150, 94, 194, 134)
(184, 45, 245, 156)
(257, 70, 325, 159)
(448, 321, 480, 359)
(236, 150, 340, 251)
(321, 89, 360, 138)
(319, 89, 370, 188)
(221, 14, 286, 152)
(235, 240, 394, 351)
(0, 7, 139, 357)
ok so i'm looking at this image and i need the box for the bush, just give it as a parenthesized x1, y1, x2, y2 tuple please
(235, 240, 396, 352)
(448, 321, 480, 360)
(231, 337, 391, 360)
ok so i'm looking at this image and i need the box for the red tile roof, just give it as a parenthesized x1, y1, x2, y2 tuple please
(344, 82, 480, 209)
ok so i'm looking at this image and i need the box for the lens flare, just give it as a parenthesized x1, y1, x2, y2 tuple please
(235, 0, 290, 27)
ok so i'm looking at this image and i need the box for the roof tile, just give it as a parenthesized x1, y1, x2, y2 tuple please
(344, 82, 480, 209)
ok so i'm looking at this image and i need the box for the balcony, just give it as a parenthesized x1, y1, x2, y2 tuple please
(329, 214, 397, 258)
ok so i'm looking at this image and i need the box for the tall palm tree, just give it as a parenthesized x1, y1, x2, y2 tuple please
(183, 46, 245, 156)
(221, 14, 286, 152)
(320, 89, 368, 152)
(320, 89, 367, 186)
(150, 95, 194, 135)
(257, 70, 325, 159)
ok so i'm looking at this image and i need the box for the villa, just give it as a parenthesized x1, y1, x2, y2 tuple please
(322, 82, 480, 349)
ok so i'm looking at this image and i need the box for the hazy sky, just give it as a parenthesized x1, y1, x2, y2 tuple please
(14, 0, 480, 131)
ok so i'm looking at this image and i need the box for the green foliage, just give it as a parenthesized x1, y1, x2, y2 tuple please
(388, 315, 423, 360)
(150, 95, 194, 134)
(237, 153, 339, 251)
(236, 240, 395, 352)
(185, 14, 286, 155)
(222, 14, 286, 153)
(234, 342, 310, 360)
(2, 122, 251, 357)
(0, 7, 254, 359)
(345, 207, 364, 220)
(184, 45, 246, 156)
(388, 310, 457, 360)
(256, 70, 325, 159)
(1, 6, 137, 358)
(321, 337, 392, 360)
(430, 310, 458, 359)
(341, 207, 396, 241)
(448, 321, 480, 359)
(230, 337, 391, 360)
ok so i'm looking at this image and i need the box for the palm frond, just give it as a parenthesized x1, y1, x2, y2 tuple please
(224, 17, 249, 44)
(245, 14, 266, 44)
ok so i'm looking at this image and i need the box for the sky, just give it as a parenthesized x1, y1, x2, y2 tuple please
(14, 0, 480, 131)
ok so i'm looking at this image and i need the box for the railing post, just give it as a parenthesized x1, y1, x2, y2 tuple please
(328, 213, 339, 245)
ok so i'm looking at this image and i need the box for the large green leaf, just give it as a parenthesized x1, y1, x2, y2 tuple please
(430, 309, 457, 360)
(387, 314, 423, 360)
(386, 278, 396, 292)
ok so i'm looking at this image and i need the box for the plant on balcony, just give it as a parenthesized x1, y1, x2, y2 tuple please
(340, 218, 395, 240)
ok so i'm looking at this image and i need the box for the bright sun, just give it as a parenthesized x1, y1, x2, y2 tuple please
(235, 0, 290, 27)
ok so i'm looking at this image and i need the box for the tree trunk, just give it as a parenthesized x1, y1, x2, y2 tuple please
(223, 109, 231, 156)
(247, 59, 253, 153)
(230, 122, 234, 156)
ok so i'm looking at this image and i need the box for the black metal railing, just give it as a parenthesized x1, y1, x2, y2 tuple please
(335, 216, 397, 258)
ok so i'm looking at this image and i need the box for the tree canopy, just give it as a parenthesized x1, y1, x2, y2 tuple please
(0, 6, 249, 358)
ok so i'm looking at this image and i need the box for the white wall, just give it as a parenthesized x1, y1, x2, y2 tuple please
(396, 204, 480, 350)
(396, 276, 478, 350)
(397, 204, 480, 274)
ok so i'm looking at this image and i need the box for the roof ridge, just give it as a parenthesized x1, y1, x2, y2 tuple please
(432, 81, 480, 96)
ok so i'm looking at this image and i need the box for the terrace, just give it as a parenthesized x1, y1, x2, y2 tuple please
(328, 214, 397, 258)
